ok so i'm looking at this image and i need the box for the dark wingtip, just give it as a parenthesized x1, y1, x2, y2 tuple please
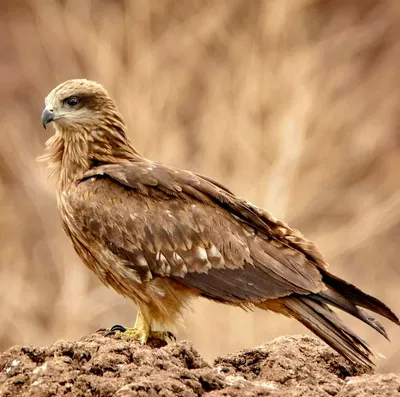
(321, 270, 400, 326)
(314, 286, 394, 341)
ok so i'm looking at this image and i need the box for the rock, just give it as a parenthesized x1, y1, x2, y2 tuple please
(0, 334, 398, 396)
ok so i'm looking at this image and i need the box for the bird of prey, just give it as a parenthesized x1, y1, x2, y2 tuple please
(40, 79, 398, 368)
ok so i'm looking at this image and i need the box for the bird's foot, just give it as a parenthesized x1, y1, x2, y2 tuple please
(103, 324, 175, 346)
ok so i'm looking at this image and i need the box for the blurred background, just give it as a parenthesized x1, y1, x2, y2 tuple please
(1, 0, 399, 372)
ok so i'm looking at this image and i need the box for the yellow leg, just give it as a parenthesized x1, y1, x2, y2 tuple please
(131, 311, 151, 344)
(108, 311, 175, 344)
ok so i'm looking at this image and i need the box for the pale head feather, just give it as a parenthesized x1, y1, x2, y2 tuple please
(38, 79, 141, 185)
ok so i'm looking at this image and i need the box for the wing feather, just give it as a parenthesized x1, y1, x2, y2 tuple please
(82, 161, 327, 268)
(73, 162, 326, 302)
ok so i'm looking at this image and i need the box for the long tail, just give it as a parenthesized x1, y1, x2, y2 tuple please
(258, 270, 400, 368)
(319, 269, 400, 328)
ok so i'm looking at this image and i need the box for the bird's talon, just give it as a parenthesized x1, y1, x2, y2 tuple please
(104, 325, 147, 342)
(110, 324, 127, 333)
(104, 325, 174, 345)
(148, 331, 176, 342)
(167, 331, 176, 341)
(103, 324, 128, 337)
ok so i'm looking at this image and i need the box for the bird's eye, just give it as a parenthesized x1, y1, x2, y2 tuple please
(65, 96, 80, 107)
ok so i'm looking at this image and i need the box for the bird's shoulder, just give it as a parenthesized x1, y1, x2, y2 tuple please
(78, 159, 232, 201)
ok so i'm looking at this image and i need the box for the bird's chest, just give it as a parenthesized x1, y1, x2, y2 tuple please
(57, 189, 105, 274)
(56, 187, 147, 297)
(57, 189, 92, 249)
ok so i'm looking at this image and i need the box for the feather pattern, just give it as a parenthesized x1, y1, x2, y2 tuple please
(40, 79, 399, 368)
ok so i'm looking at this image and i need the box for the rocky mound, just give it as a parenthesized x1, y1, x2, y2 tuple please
(0, 334, 399, 397)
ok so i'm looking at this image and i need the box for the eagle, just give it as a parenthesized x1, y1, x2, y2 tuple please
(40, 79, 398, 368)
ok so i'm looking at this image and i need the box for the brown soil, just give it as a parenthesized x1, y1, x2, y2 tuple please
(0, 334, 398, 397)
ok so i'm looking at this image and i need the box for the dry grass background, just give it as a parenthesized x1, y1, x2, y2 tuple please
(1, 0, 399, 372)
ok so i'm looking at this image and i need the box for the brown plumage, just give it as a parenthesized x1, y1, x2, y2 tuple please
(40, 79, 399, 368)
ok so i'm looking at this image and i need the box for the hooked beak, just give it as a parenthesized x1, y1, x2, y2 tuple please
(41, 108, 55, 129)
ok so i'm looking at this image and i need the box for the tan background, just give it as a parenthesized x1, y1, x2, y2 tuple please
(1, 0, 399, 372)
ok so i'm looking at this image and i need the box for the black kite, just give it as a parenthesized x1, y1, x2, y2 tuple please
(40, 79, 399, 367)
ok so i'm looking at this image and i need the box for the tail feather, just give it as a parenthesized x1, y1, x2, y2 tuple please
(257, 272, 400, 367)
(312, 288, 389, 340)
(321, 270, 400, 326)
(282, 297, 375, 367)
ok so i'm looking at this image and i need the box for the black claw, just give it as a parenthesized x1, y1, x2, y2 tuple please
(105, 324, 127, 336)
(96, 327, 107, 333)
(110, 324, 127, 332)
(167, 331, 176, 341)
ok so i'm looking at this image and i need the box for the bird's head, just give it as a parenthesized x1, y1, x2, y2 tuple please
(39, 80, 140, 180)
(41, 79, 125, 134)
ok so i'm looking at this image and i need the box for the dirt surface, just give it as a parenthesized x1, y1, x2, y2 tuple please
(0, 334, 399, 397)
